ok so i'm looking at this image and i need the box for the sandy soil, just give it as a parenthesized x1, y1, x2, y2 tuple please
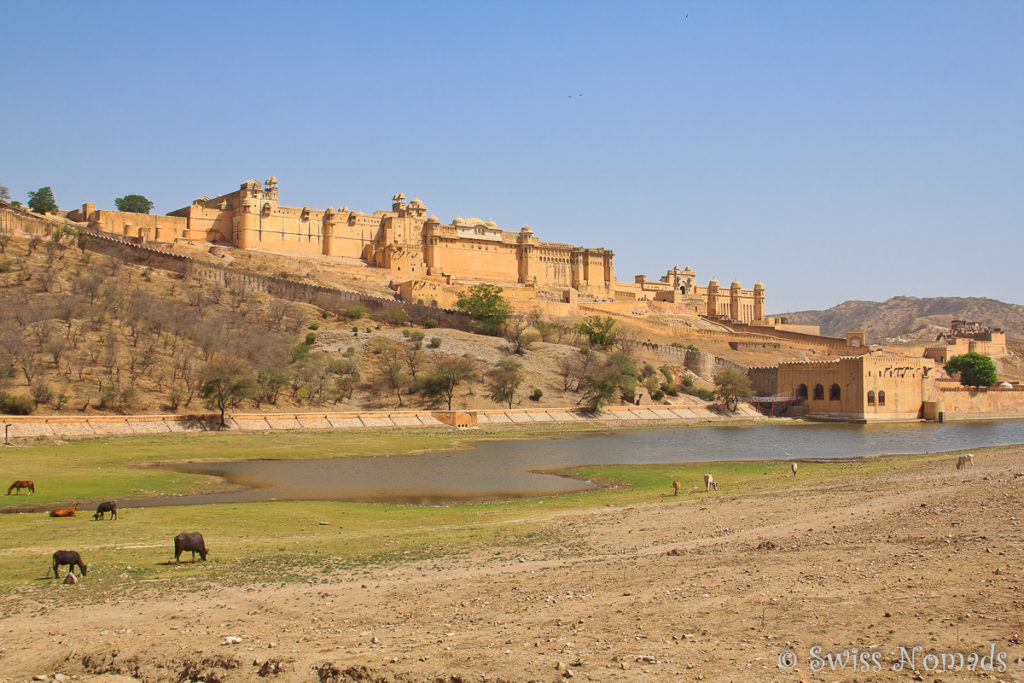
(1, 449, 1022, 682)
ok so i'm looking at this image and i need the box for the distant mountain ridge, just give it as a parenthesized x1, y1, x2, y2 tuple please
(776, 296, 1024, 344)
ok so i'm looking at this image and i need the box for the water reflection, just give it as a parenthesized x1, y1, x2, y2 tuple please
(142, 420, 1024, 507)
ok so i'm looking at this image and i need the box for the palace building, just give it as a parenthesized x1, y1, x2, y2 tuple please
(68, 177, 767, 323)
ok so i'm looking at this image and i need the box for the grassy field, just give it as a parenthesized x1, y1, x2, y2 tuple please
(0, 426, 970, 593)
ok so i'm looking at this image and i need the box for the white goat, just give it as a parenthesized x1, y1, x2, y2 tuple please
(791, 462, 798, 477)
(955, 453, 974, 471)
(703, 473, 718, 492)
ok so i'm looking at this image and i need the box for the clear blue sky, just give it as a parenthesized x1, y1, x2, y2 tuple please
(3, 1, 1022, 312)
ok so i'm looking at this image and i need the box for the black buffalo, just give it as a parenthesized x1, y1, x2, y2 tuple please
(93, 501, 117, 520)
(52, 550, 87, 579)
(174, 532, 208, 562)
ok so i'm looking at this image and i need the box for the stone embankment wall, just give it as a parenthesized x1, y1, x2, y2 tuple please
(0, 404, 766, 443)
(932, 386, 1024, 420)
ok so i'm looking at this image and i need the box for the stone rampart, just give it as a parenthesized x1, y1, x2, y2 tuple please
(4, 209, 474, 331)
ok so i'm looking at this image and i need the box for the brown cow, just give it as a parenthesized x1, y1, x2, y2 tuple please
(7, 480, 34, 495)
(672, 480, 681, 496)
(49, 503, 78, 518)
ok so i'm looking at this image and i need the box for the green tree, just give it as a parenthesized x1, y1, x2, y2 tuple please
(456, 283, 513, 336)
(578, 351, 637, 411)
(27, 186, 57, 214)
(379, 359, 410, 407)
(420, 356, 477, 409)
(576, 315, 619, 350)
(945, 352, 998, 388)
(486, 359, 524, 408)
(200, 357, 256, 426)
(713, 366, 753, 412)
(114, 194, 155, 214)
(255, 367, 290, 407)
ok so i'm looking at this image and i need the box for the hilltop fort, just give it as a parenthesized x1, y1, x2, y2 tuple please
(67, 177, 766, 323)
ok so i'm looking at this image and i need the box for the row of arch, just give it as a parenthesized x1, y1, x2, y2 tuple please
(796, 383, 841, 401)
(795, 384, 886, 405)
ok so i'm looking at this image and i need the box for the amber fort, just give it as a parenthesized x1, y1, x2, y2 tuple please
(66, 177, 767, 324)
(2, 175, 1020, 425)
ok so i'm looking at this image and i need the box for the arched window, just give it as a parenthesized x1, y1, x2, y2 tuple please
(796, 384, 808, 400)
(867, 390, 876, 405)
(813, 384, 825, 400)
(878, 390, 886, 406)
(830, 384, 841, 400)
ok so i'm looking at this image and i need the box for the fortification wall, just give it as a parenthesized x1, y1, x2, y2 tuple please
(935, 387, 1024, 420)
(5, 212, 472, 331)
(748, 366, 778, 396)
(717, 320, 857, 353)
(0, 202, 81, 237)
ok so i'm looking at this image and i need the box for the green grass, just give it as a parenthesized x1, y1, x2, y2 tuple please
(0, 427, 991, 595)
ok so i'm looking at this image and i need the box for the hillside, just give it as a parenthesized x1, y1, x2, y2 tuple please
(777, 296, 1024, 343)
(0, 232, 729, 419)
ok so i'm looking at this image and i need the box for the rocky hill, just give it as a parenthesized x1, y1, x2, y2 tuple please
(777, 296, 1024, 343)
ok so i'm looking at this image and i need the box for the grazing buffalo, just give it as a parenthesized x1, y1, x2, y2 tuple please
(7, 480, 34, 495)
(93, 501, 117, 520)
(49, 503, 78, 518)
(174, 532, 209, 562)
(52, 550, 87, 579)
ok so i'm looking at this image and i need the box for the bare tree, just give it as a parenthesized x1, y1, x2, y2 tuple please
(559, 348, 596, 392)
(46, 338, 67, 372)
(57, 294, 86, 339)
(265, 298, 289, 330)
(404, 345, 426, 380)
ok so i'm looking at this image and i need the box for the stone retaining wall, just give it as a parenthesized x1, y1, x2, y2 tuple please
(0, 404, 765, 442)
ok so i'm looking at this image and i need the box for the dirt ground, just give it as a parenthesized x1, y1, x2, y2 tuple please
(1, 449, 1022, 682)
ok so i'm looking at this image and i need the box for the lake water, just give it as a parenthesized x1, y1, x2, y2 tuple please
(145, 420, 1024, 507)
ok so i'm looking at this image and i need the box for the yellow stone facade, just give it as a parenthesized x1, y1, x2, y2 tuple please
(777, 356, 936, 422)
(70, 177, 766, 320)
(628, 266, 765, 324)
(922, 320, 1007, 364)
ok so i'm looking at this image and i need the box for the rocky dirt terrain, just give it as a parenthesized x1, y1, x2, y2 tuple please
(1, 447, 1021, 682)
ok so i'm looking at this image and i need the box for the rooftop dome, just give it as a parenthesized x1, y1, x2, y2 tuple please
(427, 215, 439, 223)
(754, 281, 764, 289)
(731, 280, 742, 288)
(409, 197, 424, 208)
(708, 277, 719, 286)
